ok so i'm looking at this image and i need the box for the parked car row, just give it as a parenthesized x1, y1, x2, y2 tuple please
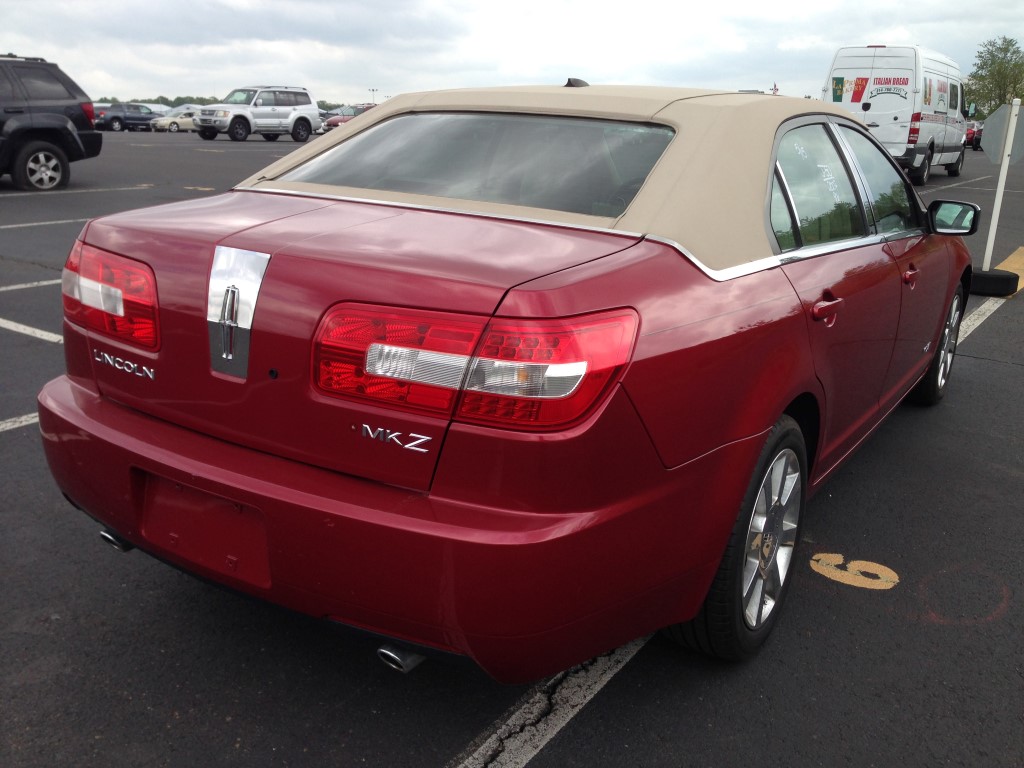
(322, 102, 376, 131)
(966, 120, 984, 150)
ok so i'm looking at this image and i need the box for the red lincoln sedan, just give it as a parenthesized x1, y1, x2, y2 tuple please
(39, 82, 979, 683)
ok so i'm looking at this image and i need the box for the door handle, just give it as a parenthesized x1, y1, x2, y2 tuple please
(811, 296, 844, 326)
(866, 122, 880, 128)
(902, 264, 919, 288)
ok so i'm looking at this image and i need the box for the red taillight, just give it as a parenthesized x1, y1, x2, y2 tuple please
(908, 112, 921, 145)
(62, 240, 160, 349)
(313, 304, 638, 430)
(81, 102, 96, 125)
(314, 305, 486, 416)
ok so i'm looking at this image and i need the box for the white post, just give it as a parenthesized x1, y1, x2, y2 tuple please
(981, 98, 1021, 272)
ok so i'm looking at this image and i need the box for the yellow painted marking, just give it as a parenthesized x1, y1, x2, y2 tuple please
(810, 553, 900, 590)
(994, 247, 1024, 294)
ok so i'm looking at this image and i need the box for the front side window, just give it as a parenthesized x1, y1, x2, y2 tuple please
(280, 112, 675, 217)
(774, 124, 865, 246)
(839, 126, 915, 234)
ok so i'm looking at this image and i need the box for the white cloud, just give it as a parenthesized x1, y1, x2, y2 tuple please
(2, 0, 1020, 104)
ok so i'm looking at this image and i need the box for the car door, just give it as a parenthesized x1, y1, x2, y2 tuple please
(773, 121, 902, 477)
(252, 89, 277, 130)
(834, 124, 952, 411)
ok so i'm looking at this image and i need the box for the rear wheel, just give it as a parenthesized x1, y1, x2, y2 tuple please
(946, 148, 964, 177)
(12, 141, 70, 191)
(911, 150, 932, 186)
(168, 122, 180, 132)
(665, 415, 806, 659)
(262, 133, 280, 141)
(228, 118, 250, 142)
(291, 120, 312, 142)
(109, 117, 124, 132)
(910, 285, 963, 405)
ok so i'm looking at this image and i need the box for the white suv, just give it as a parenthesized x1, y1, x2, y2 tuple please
(196, 86, 321, 142)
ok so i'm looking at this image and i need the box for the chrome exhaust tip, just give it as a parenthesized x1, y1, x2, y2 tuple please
(377, 644, 425, 674)
(99, 529, 135, 553)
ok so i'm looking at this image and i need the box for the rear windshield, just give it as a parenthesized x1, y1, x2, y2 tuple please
(280, 112, 675, 217)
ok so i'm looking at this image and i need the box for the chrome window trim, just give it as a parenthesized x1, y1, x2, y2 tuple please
(241, 174, 888, 286)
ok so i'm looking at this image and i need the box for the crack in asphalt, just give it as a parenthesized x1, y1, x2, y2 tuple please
(450, 638, 647, 768)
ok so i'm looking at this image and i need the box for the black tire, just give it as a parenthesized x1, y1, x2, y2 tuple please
(291, 120, 311, 142)
(12, 141, 70, 191)
(261, 133, 280, 141)
(168, 122, 180, 132)
(665, 415, 806, 659)
(228, 118, 250, 142)
(198, 128, 218, 141)
(911, 150, 932, 186)
(909, 284, 964, 406)
(109, 117, 124, 132)
(946, 148, 964, 177)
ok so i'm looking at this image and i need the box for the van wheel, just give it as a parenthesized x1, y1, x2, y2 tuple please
(911, 151, 932, 186)
(946, 148, 964, 177)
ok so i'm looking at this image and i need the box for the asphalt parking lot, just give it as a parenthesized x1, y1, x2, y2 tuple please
(2, 133, 1023, 767)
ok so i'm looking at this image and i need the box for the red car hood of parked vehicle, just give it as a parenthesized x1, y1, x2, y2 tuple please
(74, 190, 644, 491)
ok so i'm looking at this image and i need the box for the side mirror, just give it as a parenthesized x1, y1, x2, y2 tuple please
(928, 200, 981, 236)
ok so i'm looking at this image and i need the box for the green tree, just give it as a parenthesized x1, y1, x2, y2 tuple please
(968, 36, 1024, 115)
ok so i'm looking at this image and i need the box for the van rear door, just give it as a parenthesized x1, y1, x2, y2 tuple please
(829, 47, 916, 159)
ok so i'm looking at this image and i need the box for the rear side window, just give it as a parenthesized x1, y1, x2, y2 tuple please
(839, 126, 915, 234)
(13, 65, 72, 100)
(280, 112, 675, 217)
(775, 124, 865, 246)
(0, 68, 17, 100)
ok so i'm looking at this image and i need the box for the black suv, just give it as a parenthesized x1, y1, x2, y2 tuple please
(0, 54, 102, 191)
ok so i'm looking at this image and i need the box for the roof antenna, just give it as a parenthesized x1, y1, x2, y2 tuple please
(564, 78, 590, 88)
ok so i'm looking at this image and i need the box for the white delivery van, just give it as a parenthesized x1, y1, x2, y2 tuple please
(824, 45, 967, 185)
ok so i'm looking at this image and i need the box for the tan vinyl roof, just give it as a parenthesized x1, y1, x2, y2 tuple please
(237, 85, 857, 274)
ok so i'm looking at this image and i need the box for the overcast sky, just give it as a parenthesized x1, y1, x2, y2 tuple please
(4, 0, 1021, 106)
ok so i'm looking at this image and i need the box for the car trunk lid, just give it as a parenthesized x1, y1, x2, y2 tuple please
(76, 191, 641, 491)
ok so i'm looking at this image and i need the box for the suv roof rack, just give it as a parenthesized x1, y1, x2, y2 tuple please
(2, 54, 48, 62)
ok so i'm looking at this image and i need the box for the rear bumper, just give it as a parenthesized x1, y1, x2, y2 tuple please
(79, 131, 102, 160)
(892, 145, 927, 170)
(38, 375, 759, 682)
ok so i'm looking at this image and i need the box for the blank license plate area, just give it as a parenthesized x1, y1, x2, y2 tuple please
(141, 474, 271, 588)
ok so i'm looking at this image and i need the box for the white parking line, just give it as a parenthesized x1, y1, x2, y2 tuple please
(0, 218, 89, 230)
(960, 296, 1005, 340)
(0, 413, 39, 433)
(0, 279, 62, 292)
(0, 184, 154, 202)
(0, 317, 63, 343)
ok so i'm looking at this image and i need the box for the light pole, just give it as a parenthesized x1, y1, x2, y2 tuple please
(368, 88, 379, 104)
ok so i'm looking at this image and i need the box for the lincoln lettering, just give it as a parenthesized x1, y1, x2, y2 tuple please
(93, 349, 156, 380)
